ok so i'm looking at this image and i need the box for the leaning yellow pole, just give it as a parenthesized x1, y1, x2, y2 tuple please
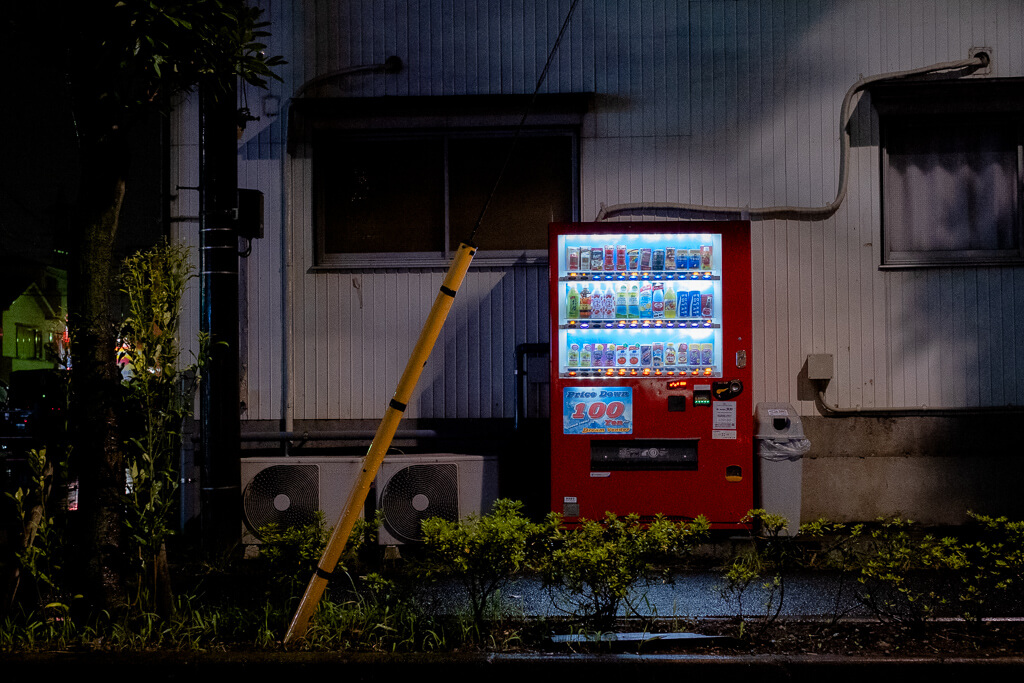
(284, 242, 477, 643)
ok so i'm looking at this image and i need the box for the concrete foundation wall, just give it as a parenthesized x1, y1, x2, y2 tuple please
(799, 415, 1024, 524)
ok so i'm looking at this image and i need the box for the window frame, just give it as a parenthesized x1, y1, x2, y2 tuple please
(292, 94, 591, 270)
(313, 126, 580, 269)
(874, 79, 1024, 269)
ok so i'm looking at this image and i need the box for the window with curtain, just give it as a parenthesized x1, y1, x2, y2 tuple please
(876, 80, 1024, 267)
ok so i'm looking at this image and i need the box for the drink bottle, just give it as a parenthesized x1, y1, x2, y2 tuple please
(566, 284, 579, 319)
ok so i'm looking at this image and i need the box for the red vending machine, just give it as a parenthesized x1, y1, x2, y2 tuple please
(549, 221, 753, 528)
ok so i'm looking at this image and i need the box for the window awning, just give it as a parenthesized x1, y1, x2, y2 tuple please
(288, 93, 593, 154)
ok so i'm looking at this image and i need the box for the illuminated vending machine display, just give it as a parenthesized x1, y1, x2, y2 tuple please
(549, 222, 753, 528)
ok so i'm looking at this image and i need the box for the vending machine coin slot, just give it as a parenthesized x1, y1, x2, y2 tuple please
(712, 379, 744, 400)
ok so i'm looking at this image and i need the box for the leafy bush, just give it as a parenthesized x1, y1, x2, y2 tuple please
(118, 240, 205, 612)
(256, 512, 376, 603)
(956, 512, 1024, 622)
(418, 499, 543, 635)
(3, 447, 73, 613)
(717, 509, 790, 629)
(540, 512, 709, 629)
(850, 518, 968, 626)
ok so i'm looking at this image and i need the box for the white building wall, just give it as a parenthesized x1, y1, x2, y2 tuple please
(172, 0, 1024, 424)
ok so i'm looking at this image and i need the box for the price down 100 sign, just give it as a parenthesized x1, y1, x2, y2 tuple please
(563, 387, 633, 435)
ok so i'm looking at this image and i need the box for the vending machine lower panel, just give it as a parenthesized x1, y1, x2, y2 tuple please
(551, 381, 753, 527)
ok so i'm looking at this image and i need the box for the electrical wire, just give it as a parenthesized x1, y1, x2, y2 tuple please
(594, 54, 989, 222)
(467, 0, 582, 244)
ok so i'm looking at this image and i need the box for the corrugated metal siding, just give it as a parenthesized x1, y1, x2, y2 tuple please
(173, 0, 1024, 422)
(168, 93, 202, 420)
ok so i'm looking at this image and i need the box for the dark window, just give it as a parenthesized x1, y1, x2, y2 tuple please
(318, 137, 446, 255)
(314, 129, 577, 266)
(876, 80, 1024, 267)
(16, 324, 43, 360)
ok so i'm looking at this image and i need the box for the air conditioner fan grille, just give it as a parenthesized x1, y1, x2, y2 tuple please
(242, 464, 320, 541)
(380, 463, 458, 544)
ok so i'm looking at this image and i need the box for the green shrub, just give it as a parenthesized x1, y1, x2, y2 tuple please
(3, 447, 73, 612)
(540, 512, 709, 629)
(717, 509, 790, 629)
(418, 498, 542, 635)
(957, 512, 1024, 622)
(851, 517, 968, 626)
(119, 240, 205, 612)
(256, 512, 376, 602)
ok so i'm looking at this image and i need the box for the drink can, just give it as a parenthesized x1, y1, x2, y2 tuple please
(628, 344, 640, 365)
(640, 344, 652, 367)
(675, 248, 688, 269)
(604, 344, 616, 366)
(688, 343, 701, 367)
(701, 342, 714, 366)
(652, 248, 665, 271)
(652, 342, 664, 367)
(676, 290, 689, 318)
(640, 248, 652, 271)
(616, 245, 627, 271)
(604, 245, 616, 271)
(700, 245, 713, 270)
(567, 246, 580, 270)
(665, 343, 676, 366)
(592, 343, 604, 367)
(701, 293, 714, 317)
(615, 344, 628, 366)
(591, 247, 604, 271)
(580, 246, 591, 270)
(689, 290, 702, 318)
(665, 247, 676, 270)
(677, 342, 688, 367)
(627, 249, 641, 270)
(688, 249, 701, 269)
(568, 343, 580, 368)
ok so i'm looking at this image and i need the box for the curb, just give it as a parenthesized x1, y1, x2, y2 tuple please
(4, 651, 1024, 682)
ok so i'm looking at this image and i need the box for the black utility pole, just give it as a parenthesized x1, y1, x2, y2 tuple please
(198, 85, 241, 549)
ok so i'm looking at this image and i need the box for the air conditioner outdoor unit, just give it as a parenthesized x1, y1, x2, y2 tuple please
(240, 456, 364, 545)
(375, 454, 499, 546)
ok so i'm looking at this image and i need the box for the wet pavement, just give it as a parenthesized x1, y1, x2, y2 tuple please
(5, 551, 1024, 679)
(491, 572, 871, 620)
(425, 571, 1024, 620)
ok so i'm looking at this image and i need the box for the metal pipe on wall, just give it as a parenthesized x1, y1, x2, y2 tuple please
(816, 390, 1024, 418)
(594, 54, 988, 223)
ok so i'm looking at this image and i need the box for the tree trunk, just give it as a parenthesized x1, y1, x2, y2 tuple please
(154, 542, 174, 618)
(68, 136, 130, 613)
